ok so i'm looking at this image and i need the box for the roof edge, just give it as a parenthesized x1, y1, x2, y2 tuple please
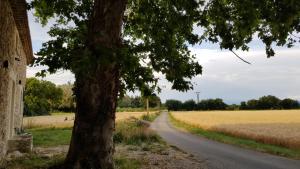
(9, 0, 34, 64)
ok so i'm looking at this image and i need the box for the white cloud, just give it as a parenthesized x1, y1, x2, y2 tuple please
(157, 48, 300, 103)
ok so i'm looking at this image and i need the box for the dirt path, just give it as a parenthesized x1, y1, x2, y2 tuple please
(151, 111, 300, 169)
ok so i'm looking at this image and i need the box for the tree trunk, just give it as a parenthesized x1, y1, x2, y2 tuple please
(64, 66, 120, 169)
(64, 0, 127, 168)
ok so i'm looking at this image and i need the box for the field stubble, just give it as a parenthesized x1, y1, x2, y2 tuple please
(23, 111, 157, 129)
(171, 110, 300, 149)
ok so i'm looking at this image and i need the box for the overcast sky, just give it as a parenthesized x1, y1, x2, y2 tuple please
(27, 11, 300, 104)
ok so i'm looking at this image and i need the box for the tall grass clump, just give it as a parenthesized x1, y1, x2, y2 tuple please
(114, 118, 160, 145)
(141, 112, 161, 122)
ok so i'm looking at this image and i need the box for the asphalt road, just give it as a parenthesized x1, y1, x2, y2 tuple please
(151, 111, 300, 169)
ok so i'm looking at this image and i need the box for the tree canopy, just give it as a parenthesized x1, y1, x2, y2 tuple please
(29, 0, 300, 94)
(28, 0, 300, 168)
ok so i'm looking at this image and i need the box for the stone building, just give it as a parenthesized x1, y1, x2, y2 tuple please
(0, 0, 33, 159)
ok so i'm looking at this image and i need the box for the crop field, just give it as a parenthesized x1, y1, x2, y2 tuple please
(23, 111, 156, 129)
(171, 110, 300, 149)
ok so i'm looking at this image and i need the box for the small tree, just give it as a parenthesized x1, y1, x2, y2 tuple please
(246, 99, 259, 110)
(131, 96, 144, 108)
(213, 98, 227, 110)
(197, 98, 227, 110)
(279, 98, 300, 109)
(182, 100, 197, 110)
(58, 82, 76, 112)
(117, 95, 132, 108)
(147, 95, 161, 108)
(257, 95, 281, 109)
(240, 101, 247, 110)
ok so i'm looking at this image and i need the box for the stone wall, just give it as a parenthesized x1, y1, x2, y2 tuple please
(0, 0, 27, 159)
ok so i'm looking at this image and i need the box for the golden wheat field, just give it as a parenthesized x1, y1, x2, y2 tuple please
(23, 111, 155, 129)
(171, 110, 300, 149)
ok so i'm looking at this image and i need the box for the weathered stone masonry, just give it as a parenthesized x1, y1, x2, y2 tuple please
(0, 0, 33, 159)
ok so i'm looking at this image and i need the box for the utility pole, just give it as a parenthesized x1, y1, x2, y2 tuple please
(195, 92, 200, 103)
(146, 97, 149, 116)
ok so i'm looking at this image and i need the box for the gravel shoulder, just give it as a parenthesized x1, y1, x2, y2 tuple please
(31, 144, 207, 169)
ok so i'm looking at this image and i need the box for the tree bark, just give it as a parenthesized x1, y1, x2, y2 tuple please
(64, 66, 120, 169)
(64, 0, 127, 168)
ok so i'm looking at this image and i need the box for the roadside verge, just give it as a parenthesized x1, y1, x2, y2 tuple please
(169, 112, 300, 159)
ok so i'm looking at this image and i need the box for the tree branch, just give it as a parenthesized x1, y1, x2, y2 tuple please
(290, 33, 300, 39)
(230, 50, 251, 65)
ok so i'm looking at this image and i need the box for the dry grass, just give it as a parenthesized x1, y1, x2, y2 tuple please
(171, 110, 300, 149)
(23, 111, 157, 129)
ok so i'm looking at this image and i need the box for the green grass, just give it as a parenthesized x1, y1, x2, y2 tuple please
(27, 113, 162, 147)
(3, 154, 65, 169)
(28, 123, 161, 148)
(169, 113, 300, 159)
(27, 128, 72, 147)
(8, 115, 162, 169)
(3, 154, 141, 169)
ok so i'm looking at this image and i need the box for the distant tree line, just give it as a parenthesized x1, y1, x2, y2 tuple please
(24, 78, 162, 116)
(25, 79, 299, 114)
(165, 98, 227, 111)
(117, 95, 161, 108)
(165, 95, 299, 111)
(240, 95, 299, 110)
